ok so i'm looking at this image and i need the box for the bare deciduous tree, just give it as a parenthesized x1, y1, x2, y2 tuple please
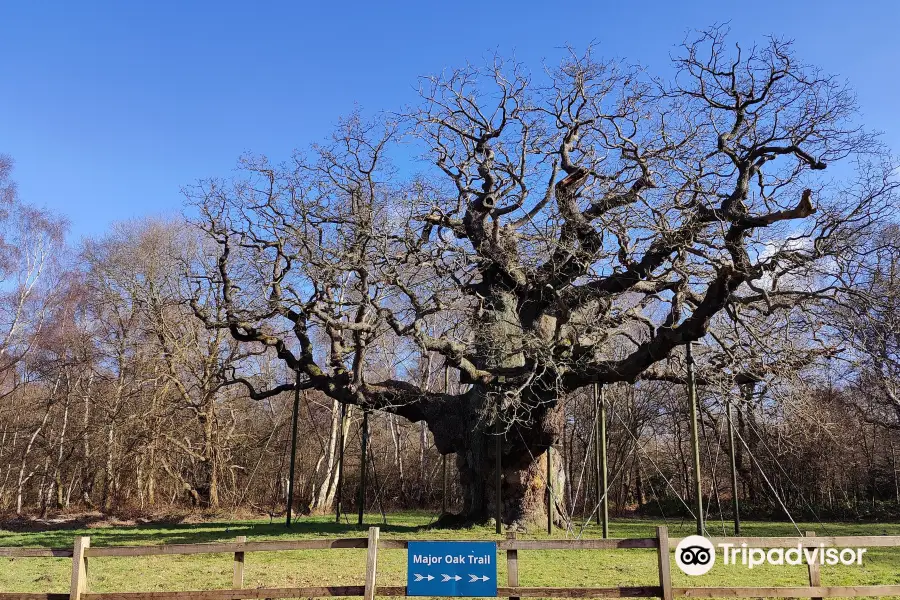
(0, 154, 66, 390)
(186, 30, 896, 527)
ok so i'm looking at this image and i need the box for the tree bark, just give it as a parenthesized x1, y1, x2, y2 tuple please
(52, 389, 70, 510)
(17, 400, 53, 515)
(390, 415, 407, 503)
(80, 376, 94, 509)
(433, 385, 566, 528)
(312, 399, 342, 512)
(102, 421, 114, 511)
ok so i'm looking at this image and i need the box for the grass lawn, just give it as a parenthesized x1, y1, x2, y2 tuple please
(1, 512, 899, 598)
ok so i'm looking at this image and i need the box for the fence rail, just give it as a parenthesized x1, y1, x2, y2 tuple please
(2, 527, 899, 599)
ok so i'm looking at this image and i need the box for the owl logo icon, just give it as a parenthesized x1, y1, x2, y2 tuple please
(675, 535, 716, 576)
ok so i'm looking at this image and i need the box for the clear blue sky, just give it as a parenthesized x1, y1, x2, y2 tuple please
(2, 1, 898, 241)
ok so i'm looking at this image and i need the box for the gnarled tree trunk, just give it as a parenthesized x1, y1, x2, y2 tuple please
(434, 394, 565, 528)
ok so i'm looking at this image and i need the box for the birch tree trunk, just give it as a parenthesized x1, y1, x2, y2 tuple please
(52, 378, 72, 510)
(313, 399, 342, 512)
(103, 420, 115, 511)
(16, 382, 57, 515)
(390, 415, 406, 503)
(80, 377, 94, 508)
(322, 404, 352, 509)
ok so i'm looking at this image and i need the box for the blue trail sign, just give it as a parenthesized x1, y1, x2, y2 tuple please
(407, 541, 498, 597)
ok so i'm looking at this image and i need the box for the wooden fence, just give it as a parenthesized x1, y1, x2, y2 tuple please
(2, 526, 899, 600)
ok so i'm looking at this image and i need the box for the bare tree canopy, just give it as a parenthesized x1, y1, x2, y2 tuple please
(830, 224, 900, 429)
(186, 29, 898, 527)
(0, 154, 67, 383)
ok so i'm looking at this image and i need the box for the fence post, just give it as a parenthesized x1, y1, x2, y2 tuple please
(806, 531, 822, 600)
(656, 526, 673, 600)
(506, 531, 519, 600)
(233, 535, 246, 590)
(69, 535, 90, 600)
(364, 526, 380, 600)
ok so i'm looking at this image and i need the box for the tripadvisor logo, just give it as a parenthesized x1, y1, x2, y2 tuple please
(674, 535, 868, 576)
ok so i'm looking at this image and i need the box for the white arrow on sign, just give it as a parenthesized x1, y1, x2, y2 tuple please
(441, 574, 462, 582)
(469, 575, 490, 582)
(413, 574, 434, 582)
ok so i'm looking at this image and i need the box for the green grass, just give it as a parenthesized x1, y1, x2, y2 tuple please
(1, 512, 899, 598)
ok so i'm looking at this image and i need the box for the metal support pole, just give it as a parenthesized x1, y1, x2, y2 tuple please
(335, 402, 347, 523)
(685, 342, 704, 536)
(441, 455, 448, 514)
(286, 381, 301, 527)
(546, 446, 553, 535)
(594, 384, 601, 527)
(358, 410, 369, 528)
(495, 409, 502, 534)
(595, 384, 609, 537)
(495, 428, 502, 534)
(726, 395, 741, 535)
(442, 364, 450, 516)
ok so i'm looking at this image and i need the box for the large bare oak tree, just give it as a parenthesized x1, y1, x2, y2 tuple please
(187, 29, 896, 527)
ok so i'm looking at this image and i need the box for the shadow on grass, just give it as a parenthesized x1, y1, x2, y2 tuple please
(0, 515, 438, 548)
(5, 513, 900, 549)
